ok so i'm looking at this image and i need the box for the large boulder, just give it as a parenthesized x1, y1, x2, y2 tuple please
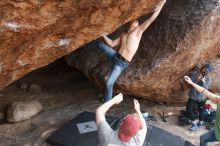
(211, 57, 220, 93)
(0, 0, 161, 89)
(65, 0, 220, 103)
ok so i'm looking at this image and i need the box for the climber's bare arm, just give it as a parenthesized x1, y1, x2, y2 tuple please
(102, 33, 121, 48)
(138, 0, 166, 34)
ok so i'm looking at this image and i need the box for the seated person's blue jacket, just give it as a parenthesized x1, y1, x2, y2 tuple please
(189, 67, 212, 102)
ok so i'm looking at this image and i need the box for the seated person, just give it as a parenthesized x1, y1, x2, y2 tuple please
(96, 93, 147, 146)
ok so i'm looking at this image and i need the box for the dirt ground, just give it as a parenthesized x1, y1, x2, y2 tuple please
(0, 60, 218, 146)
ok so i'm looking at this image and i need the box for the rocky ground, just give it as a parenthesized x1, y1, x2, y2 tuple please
(0, 60, 218, 146)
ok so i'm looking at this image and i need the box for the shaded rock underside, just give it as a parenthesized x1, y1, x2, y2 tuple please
(0, 0, 161, 89)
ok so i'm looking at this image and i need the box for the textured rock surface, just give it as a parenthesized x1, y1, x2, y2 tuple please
(6, 100, 43, 122)
(0, 0, 161, 89)
(66, 0, 220, 103)
(29, 84, 42, 93)
(211, 57, 220, 93)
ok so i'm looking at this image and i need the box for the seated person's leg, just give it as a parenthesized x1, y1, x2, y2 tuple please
(186, 98, 198, 130)
(200, 130, 217, 146)
(186, 98, 197, 120)
(198, 100, 206, 126)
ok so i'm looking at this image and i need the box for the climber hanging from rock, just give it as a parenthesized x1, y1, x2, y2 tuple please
(98, 0, 166, 102)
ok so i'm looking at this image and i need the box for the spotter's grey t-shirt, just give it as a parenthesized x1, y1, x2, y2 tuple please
(98, 120, 147, 146)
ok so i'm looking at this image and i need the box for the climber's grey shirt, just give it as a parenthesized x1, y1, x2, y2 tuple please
(98, 120, 147, 146)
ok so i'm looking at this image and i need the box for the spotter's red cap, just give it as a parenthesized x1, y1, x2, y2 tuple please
(118, 114, 141, 142)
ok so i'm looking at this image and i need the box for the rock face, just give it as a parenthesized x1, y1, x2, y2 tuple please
(211, 57, 220, 93)
(29, 84, 42, 93)
(6, 100, 43, 122)
(66, 0, 220, 103)
(0, 0, 161, 89)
